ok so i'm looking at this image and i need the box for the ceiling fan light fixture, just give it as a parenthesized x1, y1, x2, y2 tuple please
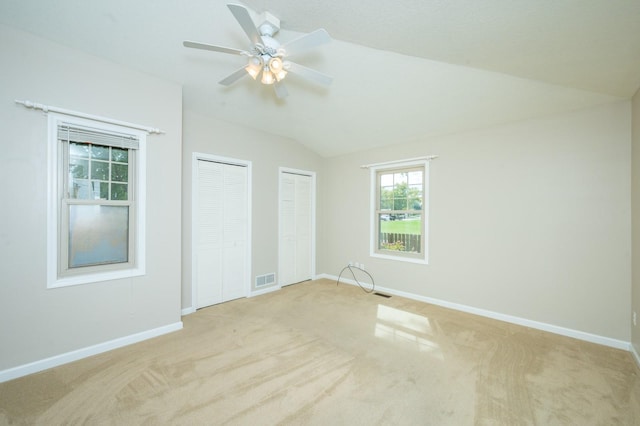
(267, 57, 286, 82)
(269, 57, 283, 71)
(261, 68, 275, 85)
(245, 56, 262, 80)
(274, 69, 287, 82)
(183, 4, 333, 97)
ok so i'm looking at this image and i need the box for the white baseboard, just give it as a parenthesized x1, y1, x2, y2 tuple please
(315, 273, 336, 281)
(181, 307, 196, 316)
(249, 284, 281, 297)
(323, 274, 631, 351)
(0, 321, 183, 383)
(183, 286, 281, 313)
(631, 343, 640, 369)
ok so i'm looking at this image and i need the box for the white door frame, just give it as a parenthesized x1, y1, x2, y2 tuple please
(192, 152, 252, 310)
(278, 167, 316, 287)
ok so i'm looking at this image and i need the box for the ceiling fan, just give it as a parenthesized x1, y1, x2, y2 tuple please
(183, 3, 332, 99)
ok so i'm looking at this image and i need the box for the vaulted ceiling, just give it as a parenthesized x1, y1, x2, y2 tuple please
(2, 0, 639, 157)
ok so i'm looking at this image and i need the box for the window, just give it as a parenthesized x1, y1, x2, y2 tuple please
(48, 113, 146, 287)
(371, 161, 428, 264)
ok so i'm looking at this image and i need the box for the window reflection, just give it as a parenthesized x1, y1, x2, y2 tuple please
(375, 304, 443, 359)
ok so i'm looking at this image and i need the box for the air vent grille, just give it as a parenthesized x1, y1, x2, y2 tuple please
(256, 273, 276, 287)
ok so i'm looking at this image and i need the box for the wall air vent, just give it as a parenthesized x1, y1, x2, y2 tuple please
(256, 273, 276, 288)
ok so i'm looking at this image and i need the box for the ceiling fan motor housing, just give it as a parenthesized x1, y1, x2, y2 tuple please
(257, 11, 280, 37)
(260, 34, 281, 54)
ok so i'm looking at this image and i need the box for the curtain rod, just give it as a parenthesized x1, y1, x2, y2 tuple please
(15, 99, 165, 135)
(360, 155, 438, 169)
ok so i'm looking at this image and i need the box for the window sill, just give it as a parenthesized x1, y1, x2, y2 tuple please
(370, 252, 428, 265)
(48, 267, 145, 289)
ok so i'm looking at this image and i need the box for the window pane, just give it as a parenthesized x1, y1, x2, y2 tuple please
(380, 173, 393, 186)
(394, 172, 408, 186)
(69, 158, 88, 179)
(408, 198, 422, 210)
(91, 180, 109, 200)
(409, 186, 422, 198)
(393, 198, 407, 210)
(69, 179, 91, 199)
(91, 145, 109, 160)
(111, 148, 128, 163)
(111, 163, 128, 182)
(70, 142, 90, 158)
(380, 188, 393, 210)
(378, 212, 421, 254)
(111, 183, 128, 200)
(408, 171, 422, 185)
(91, 161, 109, 181)
(68, 205, 129, 268)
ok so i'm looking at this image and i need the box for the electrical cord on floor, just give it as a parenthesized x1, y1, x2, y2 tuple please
(336, 265, 375, 294)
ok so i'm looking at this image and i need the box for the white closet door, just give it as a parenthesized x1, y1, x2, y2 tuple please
(221, 164, 247, 301)
(196, 161, 223, 308)
(196, 160, 248, 309)
(294, 175, 312, 282)
(279, 174, 296, 286)
(279, 172, 313, 286)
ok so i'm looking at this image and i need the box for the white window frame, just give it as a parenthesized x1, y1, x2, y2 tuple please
(369, 159, 429, 265)
(47, 112, 146, 288)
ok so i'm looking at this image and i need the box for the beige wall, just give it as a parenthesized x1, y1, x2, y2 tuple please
(1, 21, 636, 376)
(321, 101, 632, 341)
(181, 109, 324, 310)
(632, 89, 640, 354)
(0, 25, 183, 371)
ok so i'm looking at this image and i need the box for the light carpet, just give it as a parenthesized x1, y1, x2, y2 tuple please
(1, 279, 639, 425)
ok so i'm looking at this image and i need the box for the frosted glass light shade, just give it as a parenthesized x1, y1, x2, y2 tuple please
(261, 69, 275, 84)
(245, 56, 262, 80)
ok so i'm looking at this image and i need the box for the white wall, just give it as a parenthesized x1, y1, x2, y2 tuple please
(181, 109, 324, 311)
(632, 89, 640, 355)
(321, 101, 632, 342)
(0, 25, 183, 373)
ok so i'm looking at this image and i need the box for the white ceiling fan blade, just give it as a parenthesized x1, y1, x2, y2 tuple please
(227, 3, 262, 46)
(219, 67, 248, 86)
(286, 62, 333, 87)
(281, 29, 331, 57)
(183, 40, 244, 55)
(273, 82, 289, 99)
